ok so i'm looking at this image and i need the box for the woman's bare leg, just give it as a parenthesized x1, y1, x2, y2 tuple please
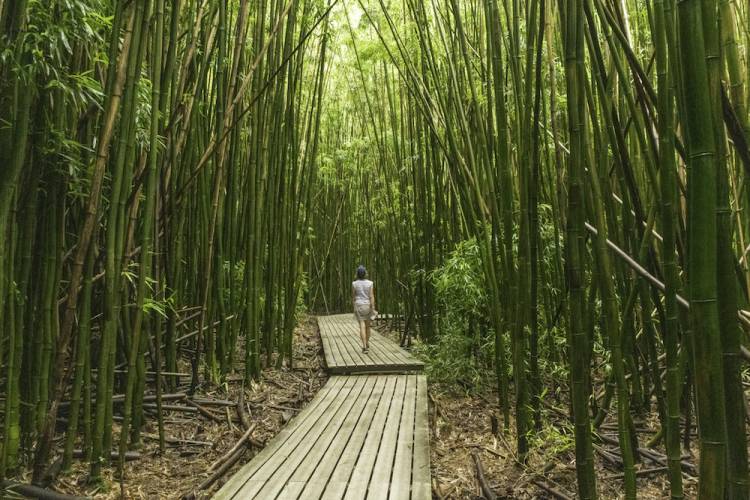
(359, 320, 367, 349)
(364, 320, 371, 349)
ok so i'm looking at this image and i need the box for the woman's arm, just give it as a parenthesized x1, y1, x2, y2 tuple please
(352, 285, 356, 309)
(370, 285, 376, 310)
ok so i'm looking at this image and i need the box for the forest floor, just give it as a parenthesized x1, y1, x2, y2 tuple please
(426, 384, 700, 499)
(18, 315, 327, 499)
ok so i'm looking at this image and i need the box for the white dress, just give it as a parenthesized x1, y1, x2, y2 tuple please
(352, 279, 374, 321)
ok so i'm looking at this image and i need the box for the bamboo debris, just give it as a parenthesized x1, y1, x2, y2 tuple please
(208, 424, 258, 472)
(0, 481, 87, 500)
(471, 452, 496, 500)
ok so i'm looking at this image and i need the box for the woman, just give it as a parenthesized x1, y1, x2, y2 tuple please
(352, 265, 376, 353)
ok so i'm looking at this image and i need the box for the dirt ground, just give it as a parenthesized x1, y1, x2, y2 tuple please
(427, 384, 699, 499)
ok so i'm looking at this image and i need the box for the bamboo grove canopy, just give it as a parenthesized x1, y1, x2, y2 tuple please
(2, 0, 750, 498)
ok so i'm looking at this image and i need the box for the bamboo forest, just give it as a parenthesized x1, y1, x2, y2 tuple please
(3, 0, 750, 498)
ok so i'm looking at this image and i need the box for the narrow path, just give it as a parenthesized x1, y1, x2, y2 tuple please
(213, 315, 430, 499)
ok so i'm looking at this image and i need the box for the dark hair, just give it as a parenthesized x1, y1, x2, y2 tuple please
(356, 265, 366, 279)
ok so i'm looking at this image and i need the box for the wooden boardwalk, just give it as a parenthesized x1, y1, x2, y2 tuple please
(318, 315, 424, 374)
(214, 315, 430, 499)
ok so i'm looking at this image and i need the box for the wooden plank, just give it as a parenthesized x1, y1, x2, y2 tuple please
(331, 319, 365, 368)
(349, 328, 419, 371)
(361, 331, 398, 367)
(326, 319, 372, 371)
(277, 376, 376, 488)
(321, 319, 346, 369)
(317, 317, 333, 365)
(388, 374, 418, 500)
(280, 376, 380, 498)
(319, 376, 390, 499)
(368, 329, 422, 367)
(333, 320, 360, 363)
(411, 375, 431, 499)
(342, 376, 399, 500)
(367, 375, 407, 495)
(212, 377, 347, 498)
(237, 376, 369, 498)
(320, 332, 338, 368)
(375, 334, 419, 366)
(213, 377, 352, 499)
(369, 339, 407, 366)
(214, 374, 430, 500)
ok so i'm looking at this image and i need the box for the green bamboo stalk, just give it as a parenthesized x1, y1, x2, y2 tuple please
(562, 0, 598, 496)
(703, 2, 750, 497)
(676, 0, 728, 496)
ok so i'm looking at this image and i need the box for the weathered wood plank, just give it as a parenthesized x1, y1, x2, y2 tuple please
(330, 329, 358, 368)
(411, 375, 431, 499)
(334, 321, 368, 366)
(367, 375, 407, 495)
(320, 317, 347, 368)
(334, 321, 388, 366)
(389, 374, 417, 500)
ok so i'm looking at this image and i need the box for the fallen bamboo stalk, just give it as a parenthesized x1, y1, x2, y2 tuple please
(141, 433, 213, 447)
(531, 478, 574, 500)
(208, 424, 258, 472)
(235, 390, 264, 447)
(598, 434, 697, 475)
(59, 392, 186, 407)
(1, 481, 88, 500)
(113, 392, 186, 403)
(190, 397, 236, 407)
(595, 444, 624, 468)
(195, 448, 246, 491)
(71, 450, 139, 461)
(142, 403, 198, 413)
(602, 466, 669, 480)
(237, 389, 251, 430)
(112, 370, 191, 377)
(471, 451, 496, 500)
(465, 444, 504, 458)
(258, 403, 301, 413)
(186, 400, 223, 422)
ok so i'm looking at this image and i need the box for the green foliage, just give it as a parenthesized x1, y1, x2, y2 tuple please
(411, 238, 494, 389)
(295, 271, 310, 317)
(430, 238, 487, 316)
(3, 0, 108, 81)
(529, 419, 575, 456)
(414, 327, 494, 389)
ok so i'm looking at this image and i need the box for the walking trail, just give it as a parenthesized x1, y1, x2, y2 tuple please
(213, 314, 430, 499)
